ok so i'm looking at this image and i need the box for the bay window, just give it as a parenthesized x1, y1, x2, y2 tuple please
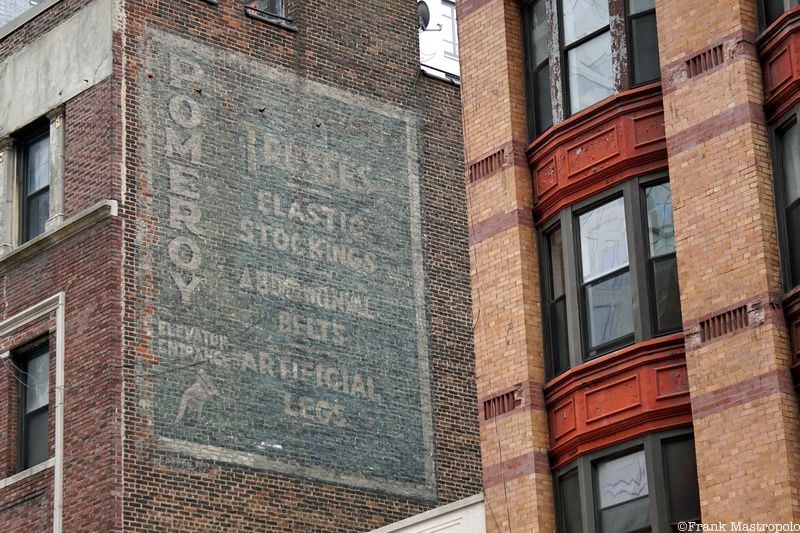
(771, 108, 800, 290)
(554, 429, 701, 533)
(522, 0, 662, 139)
(540, 174, 681, 377)
(758, 0, 799, 30)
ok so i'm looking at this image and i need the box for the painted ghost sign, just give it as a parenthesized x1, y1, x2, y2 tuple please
(142, 30, 436, 499)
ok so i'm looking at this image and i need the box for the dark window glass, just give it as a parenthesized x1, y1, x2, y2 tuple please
(651, 256, 681, 333)
(763, 0, 795, 28)
(560, 470, 583, 533)
(578, 197, 634, 355)
(21, 132, 50, 243)
(779, 122, 800, 288)
(525, 0, 553, 138)
(787, 206, 800, 287)
(630, 11, 660, 85)
(550, 227, 565, 296)
(628, 0, 654, 12)
(663, 437, 701, 528)
(596, 450, 651, 533)
(535, 64, 554, 135)
(547, 228, 570, 375)
(19, 347, 49, 471)
(552, 298, 570, 375)
(644, 183, 681, 333)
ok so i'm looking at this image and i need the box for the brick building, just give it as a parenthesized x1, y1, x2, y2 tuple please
(457, 0, 800, 530)
(0, 0, 484, 531)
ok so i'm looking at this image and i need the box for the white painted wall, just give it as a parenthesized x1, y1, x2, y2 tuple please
(369, 494, 486, 533)
(418, 0, 460, 82)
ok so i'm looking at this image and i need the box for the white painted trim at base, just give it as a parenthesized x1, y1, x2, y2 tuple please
(0, 0, 63, 41)
(369, 494, 485, 533)
(0, 458, 55, 490)
(0, 199, 117, 273)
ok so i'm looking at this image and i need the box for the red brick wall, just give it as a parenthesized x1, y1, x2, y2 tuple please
(0, 221, 123, 533)
(64, 78, 120, 217)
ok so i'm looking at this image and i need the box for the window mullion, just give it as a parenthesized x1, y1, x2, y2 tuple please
(609, 0, 629, 91)
(625, 179, 651, 342)
(549, 0, 564, 124)
(645, 435, 669, 533)
(562, 208, 583, 368)
(578, 456, 598, 533)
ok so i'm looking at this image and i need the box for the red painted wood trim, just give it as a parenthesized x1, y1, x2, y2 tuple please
(543, 334, 692, 470)
(469, 207, 533, 246)
(527, 84, 668, 223)
(782, 287, 800, 389)
(482, 450, 550, 488)
(758, 6, 800, 122)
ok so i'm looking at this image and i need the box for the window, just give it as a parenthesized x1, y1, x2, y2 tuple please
(758, 0, 799, 30)
(244, 0, 295, 27)
(0, 0, 40, 28)
(540, 174, 681, 377)
(554, 430, 701, 533)
(627, 0, 660, 86)
(18, 124, 50, 244)
(441, 0, 459, 59)
(523, 0, 553, 138)
(771, 111, 800, 290)
(0, 109, 63, 255)
(16, 342, 50, 472)
(522, 0, 662, 139)
(561, 0, 613, 114)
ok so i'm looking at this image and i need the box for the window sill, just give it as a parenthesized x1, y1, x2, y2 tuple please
(0, 199, 118, 273)
(0, 457, 55, 490)
(0, 0, 63, 41)
(244, 8, 298, 32)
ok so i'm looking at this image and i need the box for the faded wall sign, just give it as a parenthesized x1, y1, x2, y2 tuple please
(142, 30, 435, 499)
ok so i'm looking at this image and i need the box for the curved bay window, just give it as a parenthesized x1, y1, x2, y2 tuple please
(772, 110, 800, 290)
(758, 0, 799, 30)
(540, 174, 681, 378)
(522, 0, 662, 140)
(554, 429, 701, 533)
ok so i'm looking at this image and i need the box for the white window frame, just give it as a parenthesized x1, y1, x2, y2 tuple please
(0, 107, 65, 256)
(0, 293, 65, 533)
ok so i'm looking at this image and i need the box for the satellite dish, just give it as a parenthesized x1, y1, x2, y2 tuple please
(418, 1, 431, 30)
